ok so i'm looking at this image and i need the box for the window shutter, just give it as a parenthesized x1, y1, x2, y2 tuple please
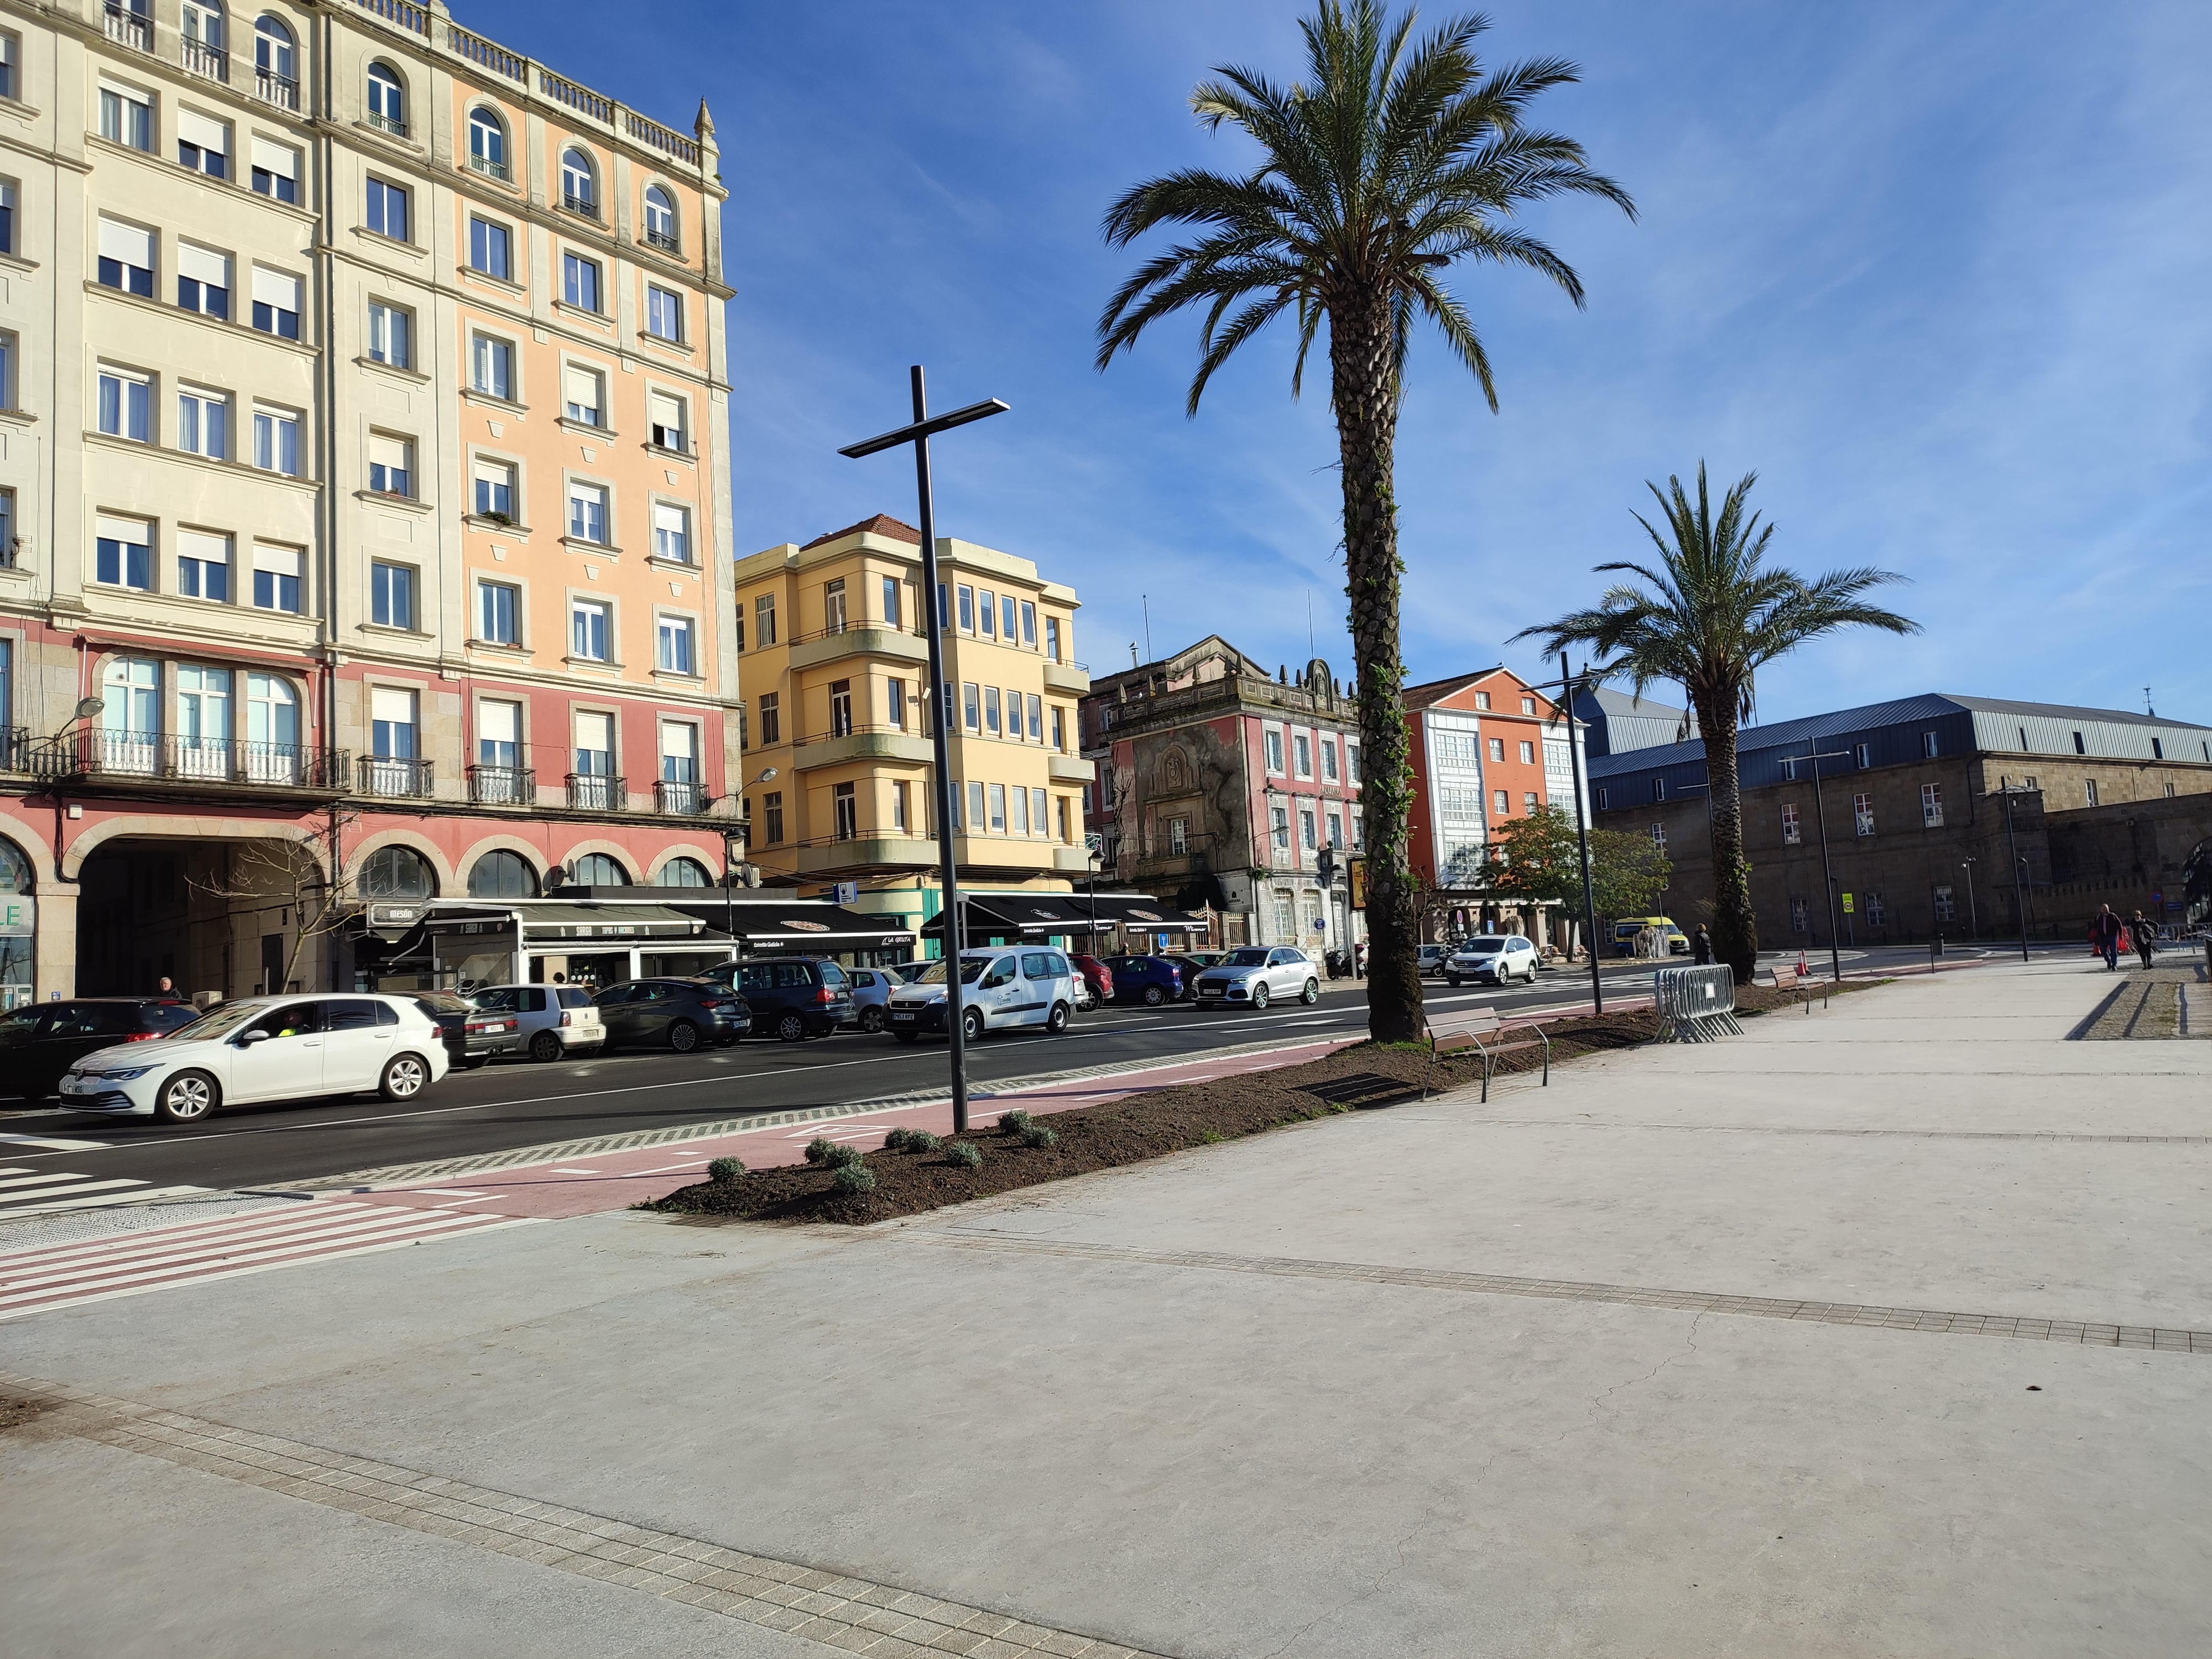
(175, 528, 228, 565)
(658, 723, 696, 762)
(177, 108, 228, 154)
(253, 267, 301, 311)
(98, 218, 154, 267)
(176, 242, 230, 287)
(95, 513, 150, 546)
(251, 137, 296, 181)
(653, 502, 685, 538)
(648, 392, 684, 444)
(252, 545, 304, 578)
(472, 460, 509, 488)
(371, 687, 416, 726)
(368, 434, 410, 471)
(479, 701, 519, 743)
(563, 366, 599, 410)
(575, 711, 613, 750)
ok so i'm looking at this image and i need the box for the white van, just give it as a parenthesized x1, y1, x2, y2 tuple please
(886, 947, 1078, 1044)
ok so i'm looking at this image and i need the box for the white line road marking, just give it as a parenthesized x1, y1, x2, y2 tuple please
(0, 1177, 147, 1202)
(411, 1188, 489, 1197)
(0, 1134, 112, 1151)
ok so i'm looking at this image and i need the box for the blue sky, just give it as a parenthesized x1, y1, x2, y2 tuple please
(469, 0, 2212, 725)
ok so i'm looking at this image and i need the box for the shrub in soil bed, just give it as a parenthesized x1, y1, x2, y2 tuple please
(946, 1140, 984, 1171)
(707, 1157, 745, 1183)
(804, 1137, 837, 1166)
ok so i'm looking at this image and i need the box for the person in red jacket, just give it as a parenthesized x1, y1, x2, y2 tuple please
(2088, 905, 2125, 971)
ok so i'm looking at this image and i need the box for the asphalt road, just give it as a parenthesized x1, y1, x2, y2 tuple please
(0, 943, 2022, 1202)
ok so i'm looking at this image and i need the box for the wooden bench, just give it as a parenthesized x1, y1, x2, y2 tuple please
(1423, 1007, 1551, 1103)
(1766, 963, 1829, 1012)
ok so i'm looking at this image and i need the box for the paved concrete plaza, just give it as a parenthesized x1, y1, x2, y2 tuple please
(5, 956, 2209, 1656)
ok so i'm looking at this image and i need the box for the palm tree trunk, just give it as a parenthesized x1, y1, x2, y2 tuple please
(1330, 291, 1423, 1042)
(1695, 691, 1758, 982)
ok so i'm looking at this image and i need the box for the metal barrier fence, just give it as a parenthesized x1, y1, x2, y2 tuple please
(1653, 964, 1744, 1043)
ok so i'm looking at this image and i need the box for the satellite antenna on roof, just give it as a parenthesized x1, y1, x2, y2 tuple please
(2146, 686, 2155, 717)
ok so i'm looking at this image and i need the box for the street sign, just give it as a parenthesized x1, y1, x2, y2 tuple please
(1347, 856, 1367, 911)
(832, 881, 858, 905)
(1840, 893, 1855, 914)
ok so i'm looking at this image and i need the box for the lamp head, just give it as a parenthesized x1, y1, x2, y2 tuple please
(74, 697, 105, 720)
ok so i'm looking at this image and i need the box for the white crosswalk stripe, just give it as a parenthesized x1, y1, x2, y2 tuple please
(0, 1167, 215, 1219)
(0, 1198, 534, 1320)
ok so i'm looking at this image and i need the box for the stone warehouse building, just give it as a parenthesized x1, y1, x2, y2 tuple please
(0, 0, 739, 999)
(1080, 637, 1364, 954)
(1587, 694, 2212, 946)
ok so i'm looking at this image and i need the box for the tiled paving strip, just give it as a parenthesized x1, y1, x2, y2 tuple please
(0, 1369, 1171, 1659)
(919, 1234, 2212, 1355)
(1470, 1120, 2212, 1144)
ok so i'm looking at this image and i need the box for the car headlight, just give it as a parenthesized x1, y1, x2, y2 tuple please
(97, 1066, 154, 1081)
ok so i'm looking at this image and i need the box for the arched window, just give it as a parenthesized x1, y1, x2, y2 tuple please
(467, 849, 538, 898)
(254, 16, 296, 103)
(570, 853, 628, 888)
(655, 856, 711, 888)
(467, 108, 508, 180)
(642, 184, 678, 251)
(0, 836, 33, 895)
(366, 62, 405, 134)
(359, 845, 435, 900)
(182, 0, 224, 53)
(560, 147, 596, 215)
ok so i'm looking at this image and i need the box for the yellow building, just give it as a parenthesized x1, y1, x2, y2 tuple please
(733, 514, 1094, 950)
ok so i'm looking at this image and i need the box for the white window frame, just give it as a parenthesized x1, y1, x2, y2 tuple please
(654, 610, 696, 676)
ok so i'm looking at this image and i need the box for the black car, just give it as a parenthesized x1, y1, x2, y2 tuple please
(0, 997, 201, 1100)
(701, 957, 852, 1042)
(411, 991, 518, 1069)
(592, 978, 751, 1052)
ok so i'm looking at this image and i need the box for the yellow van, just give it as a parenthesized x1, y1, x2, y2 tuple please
(1611, 916, 1690, 957)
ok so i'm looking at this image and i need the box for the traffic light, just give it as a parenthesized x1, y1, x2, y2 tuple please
(1317, 846, 1337, 883)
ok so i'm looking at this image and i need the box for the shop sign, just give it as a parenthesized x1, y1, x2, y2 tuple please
(0, 897, 35, 937)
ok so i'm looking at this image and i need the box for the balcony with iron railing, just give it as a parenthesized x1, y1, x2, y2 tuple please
(787, 618, 930, 672)
(654, 779, 707, 816)
(103, 3, 152, 53)
(789, 723, 933, 770)
(566, 773, 623, 812)
(358, 755, 434, 799)
(0, 727, 30, 772)
(468, 764, 534, 806)
(29, 733, 346, 791)
(366, 110, 409, 139)
(467, 152, 512, 182)
(256, 66, 300, 110)
(643, 227, 681, 254)
(560, 188, 599, 220)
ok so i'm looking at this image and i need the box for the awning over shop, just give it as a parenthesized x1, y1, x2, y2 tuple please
(651, 897, 914, 951)
(916, 892, 1207, 942)
(410, 900, 725, 945)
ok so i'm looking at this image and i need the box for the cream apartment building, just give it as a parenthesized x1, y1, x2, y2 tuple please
(0, 0, 739, 999)
(733, 514, 1094, 952)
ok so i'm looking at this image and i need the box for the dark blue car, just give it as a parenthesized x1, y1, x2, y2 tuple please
(1099, 954, 1183, 1007)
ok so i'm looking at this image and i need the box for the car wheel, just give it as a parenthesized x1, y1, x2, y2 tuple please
(378, 1053, 430, 1102)
(775, 1013, 807, 1044)
(529, 1030, 564, 1063)
(1046, 1001, 1071, 1034)
(963, 1005, 987, 1043)
(1302, 978, 1320, 1005)
(1250, 983, 1270, 1010)
(667, 1019, 701, 1054)
(1142, 984, 1166, 1006)
(858, 1006, 885, 1034)
(1446, 975, 1462, 988)
(154, 1069, 218, 1124)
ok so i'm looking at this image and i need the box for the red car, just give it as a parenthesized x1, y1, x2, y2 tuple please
(1069, 953, 1112, 1009)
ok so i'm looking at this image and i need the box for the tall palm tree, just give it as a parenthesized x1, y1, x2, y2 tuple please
(1097, 0, 1633, 1041)
(1513, 464, 1919, 982)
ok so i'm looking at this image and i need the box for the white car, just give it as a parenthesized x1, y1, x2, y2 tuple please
(886, 947, 1078, 1044)
(1192, 947, 1322, 1010)
(466, 984, 604, 1062)
(1445, 935, 1541, 987)
(59, 993, 450, 1124)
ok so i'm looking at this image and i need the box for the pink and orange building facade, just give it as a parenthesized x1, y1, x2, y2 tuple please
(0, 0, 738, 998)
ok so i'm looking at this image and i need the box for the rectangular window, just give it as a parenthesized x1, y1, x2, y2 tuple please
(468, 216, 512, 279)
(880, 576, 902, 629)
(367, 434, 413, 498)
(1473, 691, 1491, 711)
(1488, 738, 1505, 762)
(885, 679, 906, 731)
(472, 334, 513, 399)
(174, 528, 229, 602)
(572, 711, 614, 779)
(0, 182, 11, 259)
(561, 252, 601, 311)
(1494, 789, 1510, 816)
(251, 268, 301, 339)
(1597, 786, 1609, 810)
(1853, 792, 1875, 837)
(987, 783, 1006, 833)
(760, 791, 785, 845)
(1519, 740, 1535, 764)
(567, 481, 609, 544)
(984, 686, 1001, 736)
(1298, 808, 1317, 851)
(1026, 693, 1042, 742)
(1265, 729, 1285, 775)
(1270, 805, 1289, 849)
(1791, 898, 1809, 934)
(1782, 756, 1801, 781)
(1000, 594, 1017, 640)
(1781, 802, 1801, 845)
(477, 580, 519, 645)
(893, 781, 910, 833)
(659, 722, 698, 784)
(1652, 778, 1667, 803)
(365, 177, 408, 241)
(963, 780, 984, 832)
(1035, 789, 1051, 839)
(2084, 778, 2099, 806)
(97, 217, 154, 296)
(1651, 822, 1665, 851)
(1044, 617, 1062, 661)
(252, 545, 304, 613)
(1933, 885, 1954, 924)
(371, 561, 414, 629)
(99, 82, 152, 150)
(962, 682, 980, 732)
(1922, 731, 1939, 759)
(250, 136, 298, 202)
(830, 781, 858, 841)
(1051, 706, 1066, 750)
(1321, 740, 1338, 782)
(1524, 791, 1540, 814)
(1010, 787, 1029, 836)
(368, 301, 410, 368)
(644, 390, 687, 453)
(644, 284, 683, 341)
(176, 242, 231, 320)
(1019, 601, 1036, 649)
(651, 502, 691, 562)
(1921, 782, 1943, 827)
(476, 699, 521, 771)
(253, 405, 300, 475)
(570, 599, 611, 661)
(978, 590, 997, 639)
(1864, 890, 1886, 926)
(957, 585, 974, 632)
(472, 458, 515, 520)
(1326, 810, 1342, 848)
(562, 365, 603, 427)
(178, 107, 228, 177)
(757, 692, 779, 745)
(1292, 733, 1314, 778)
(1853, 743, 1871, 768)
(823, 576, 847, 634)
(371, 687, 419, 760)
(828, 678, 853, 737)
(657, 614, 695, 675)
(97, 366, 151, 441)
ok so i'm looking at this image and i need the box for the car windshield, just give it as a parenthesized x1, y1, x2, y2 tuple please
(414, 992, 476, 1014)
(1462, 937, 1509, 952)
(910, 959, 988, 987)
(1222, 949, 1271, 967)
(163, 1001, 264, 1042)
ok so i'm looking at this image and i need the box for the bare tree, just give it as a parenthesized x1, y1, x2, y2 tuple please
(187, 812, 361, 994)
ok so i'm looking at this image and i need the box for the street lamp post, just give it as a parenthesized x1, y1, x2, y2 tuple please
(1999, 781, 2031, 963)
(722, 765, 777, 961)
(840, 367, 1008, 1135)
(1960, 856, 1978, 941)
(1560, 654, 1604, 1014)
(1799, 742, 1852, 984)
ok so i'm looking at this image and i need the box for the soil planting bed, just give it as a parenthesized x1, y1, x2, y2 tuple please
(648, 979, 1874, 1227)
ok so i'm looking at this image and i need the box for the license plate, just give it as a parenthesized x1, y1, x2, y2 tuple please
(891, 1011, 915, 1022)
(62, 1076, 88, 1093)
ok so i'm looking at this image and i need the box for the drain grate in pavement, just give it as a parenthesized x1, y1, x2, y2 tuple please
(2, 1369, 1171, 1659)
(920, 1235, 2212, 1355)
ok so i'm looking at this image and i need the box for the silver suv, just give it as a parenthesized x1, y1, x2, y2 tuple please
(1446, 935, 1540, 987)
(1192, 947, 1322, 1010)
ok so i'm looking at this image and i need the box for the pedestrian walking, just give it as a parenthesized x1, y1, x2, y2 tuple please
(1691, 925, 1714, 966)
(154, 975, 176, 998)
(2088, 904, 2125, 972)
(2128, 910, 2158, 970)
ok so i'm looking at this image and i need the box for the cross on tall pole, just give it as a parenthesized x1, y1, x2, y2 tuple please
(839, 367, 1008, 1134)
